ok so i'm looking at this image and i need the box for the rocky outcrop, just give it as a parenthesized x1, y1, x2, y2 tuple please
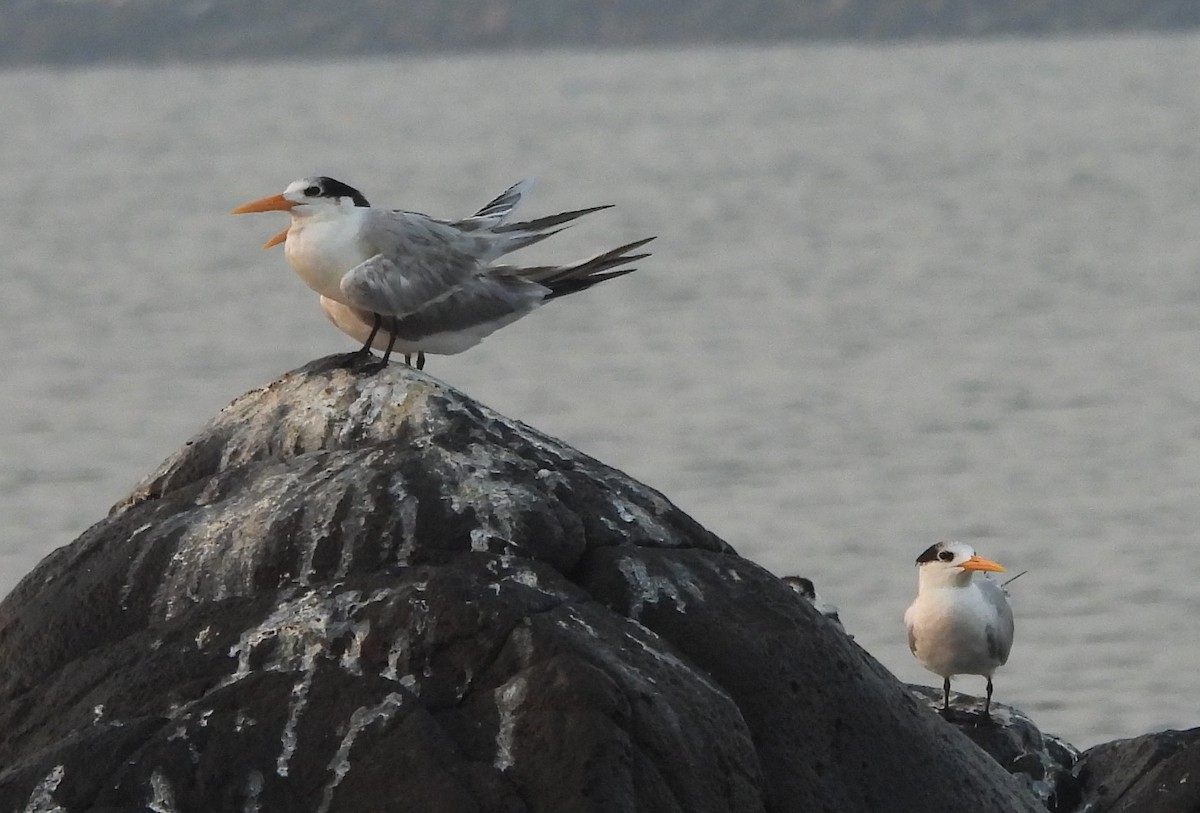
(1071, 728, 1200, 813)
(0, 355, 1045, 812)
(908, 685, 1082, 811)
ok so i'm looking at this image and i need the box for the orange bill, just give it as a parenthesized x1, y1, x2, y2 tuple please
(263, 227, 289, 249)
(231, 193, 295, 215)
(960, 555, 1006, 573)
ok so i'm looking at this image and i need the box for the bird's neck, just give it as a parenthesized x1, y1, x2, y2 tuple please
(290, 199, 355, 227)
(918, 569, 974, 593)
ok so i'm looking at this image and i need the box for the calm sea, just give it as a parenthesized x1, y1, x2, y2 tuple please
(3, 34, 1200, 749)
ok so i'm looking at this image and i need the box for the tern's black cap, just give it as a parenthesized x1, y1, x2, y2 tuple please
(311, 176, 370, 207)
(915, 542, 946, 564)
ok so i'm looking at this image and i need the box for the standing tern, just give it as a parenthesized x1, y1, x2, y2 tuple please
(232, 176, 652, 369)
(904, 541, 1014, 718)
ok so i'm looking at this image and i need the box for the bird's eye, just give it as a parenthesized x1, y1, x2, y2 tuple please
(938, 550, 954, 562)
(304, 184, 321, 197)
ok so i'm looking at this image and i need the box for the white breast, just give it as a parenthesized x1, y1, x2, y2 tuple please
(905, 584, 1001, 678)
(285, 208, 371, 302)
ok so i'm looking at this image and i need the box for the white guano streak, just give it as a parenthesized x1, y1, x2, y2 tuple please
(316, 693, 407, 813)
(147, 771, 178, 813)
(494, 676, 528, 771)
(21, 765, 65, 813)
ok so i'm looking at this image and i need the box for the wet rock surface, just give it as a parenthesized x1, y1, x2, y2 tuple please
(1071, 727, 1200, 813)
(0, 355, 1045, 812)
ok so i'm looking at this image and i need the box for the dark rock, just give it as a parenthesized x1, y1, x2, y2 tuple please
(1071, 728, 1200, 813)
(0, 355, 1044, 812)
(908, 685, 1082, 811)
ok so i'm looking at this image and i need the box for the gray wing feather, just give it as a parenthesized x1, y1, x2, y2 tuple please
(340, 253, 470, 318)
(353, 236, 650, 339)
(388, 277, 546, 341)
(336, 276, 544, 342)
(979, 580, 1015, 665)
(493, 205, 613, 234)
(456, 179, 534, 229)
(340, 211, 492, 316)
(339, 195, 643, 318)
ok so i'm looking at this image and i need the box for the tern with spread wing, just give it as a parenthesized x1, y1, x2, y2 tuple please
(232, 177, 652, 369)
(904, 541, 1014, 718)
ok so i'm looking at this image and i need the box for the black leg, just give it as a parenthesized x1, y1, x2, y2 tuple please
(416, 351, 426, 370)
(984, 678, 994, 718)
(342, 314, 381, 368)
(358, 313, 381, 356)
(942, 677, 952, 715)
(379, 317, 398, 365)
(403, 354, 413, 367)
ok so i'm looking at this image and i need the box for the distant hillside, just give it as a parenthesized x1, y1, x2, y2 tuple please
(4, 0, 1200, 65)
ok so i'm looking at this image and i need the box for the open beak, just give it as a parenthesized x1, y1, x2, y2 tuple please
(263, 227, 289, 249)
(232, 194, 295, 249)
(231, 193, 296, 215)
(960, 555, 1006, 573)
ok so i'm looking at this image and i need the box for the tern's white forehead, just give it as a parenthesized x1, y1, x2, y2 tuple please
(284, 178, 317, 196)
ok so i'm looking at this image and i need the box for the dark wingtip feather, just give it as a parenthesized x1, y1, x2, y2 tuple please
(544, 267, 639, 300)
(494, 204, 615, 234)
(472, 178, 533, 221)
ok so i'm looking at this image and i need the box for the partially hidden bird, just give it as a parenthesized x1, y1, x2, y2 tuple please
(232, 176, 653, 369)
(904, 541, 1015, 718)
